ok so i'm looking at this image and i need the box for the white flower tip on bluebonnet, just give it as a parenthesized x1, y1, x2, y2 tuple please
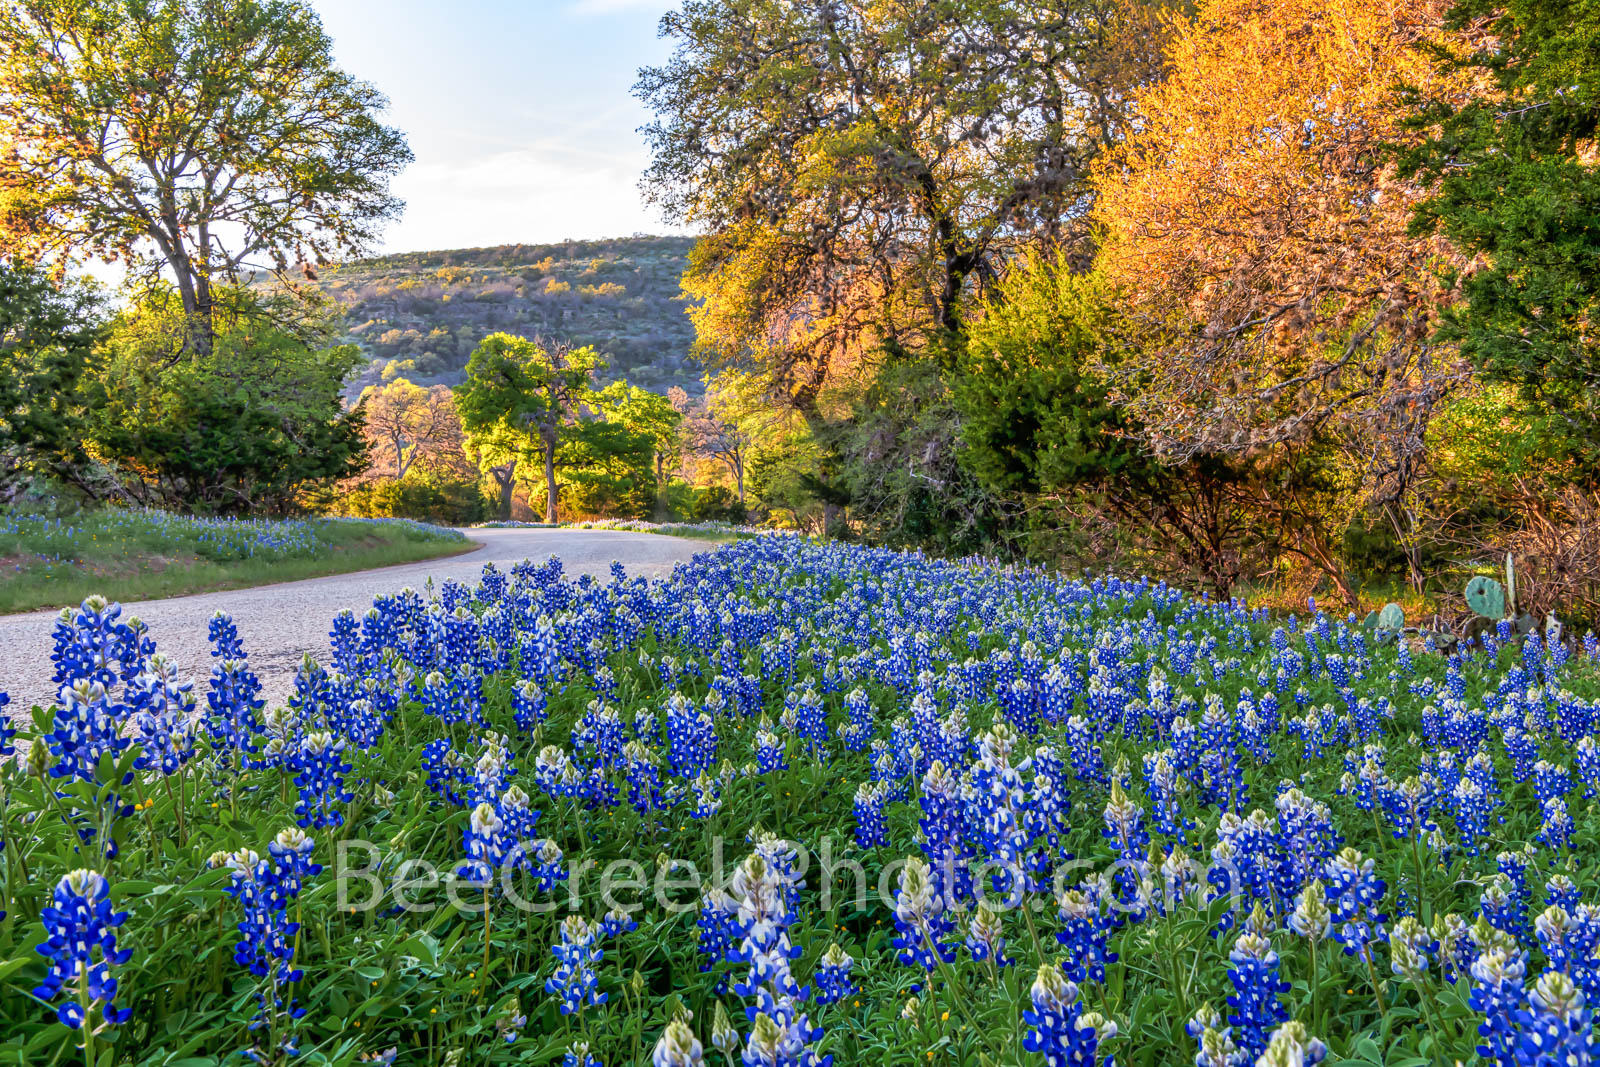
(710, 1001, 740, 1053)
(1255, 1021, 1327, 1067)
(1532, 971, 1586, 1022)
(61, 867, 107, 900)
(273, 827, 313, 854)
(470, 801, 503, 838)
(900, 995, 920, 1020)
(1470, 945, 1527, 989)
(822, 943, 854, 970)
(1031, 962, 1078, 1012)
(1290, 880, 1331, 941)
(652, 1017, 704, 1067)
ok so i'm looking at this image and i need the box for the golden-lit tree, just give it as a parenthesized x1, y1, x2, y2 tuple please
(356, 378, 465, 482)
(1095, 0, 1471, 472)
(639, 0, 1171, 424)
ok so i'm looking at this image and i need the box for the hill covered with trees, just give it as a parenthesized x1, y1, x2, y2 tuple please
(297, 236, 701, 395)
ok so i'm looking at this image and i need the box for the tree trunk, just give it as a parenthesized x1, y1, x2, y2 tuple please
(543, 446, 558, 525)
(490, 461, 516, 520)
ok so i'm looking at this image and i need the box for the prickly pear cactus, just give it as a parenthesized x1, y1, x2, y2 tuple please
(1465, 576, 1506, 619)
(1378, 603, 1404, 631)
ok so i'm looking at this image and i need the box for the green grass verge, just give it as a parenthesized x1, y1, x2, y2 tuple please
(0, 510, 476, 614)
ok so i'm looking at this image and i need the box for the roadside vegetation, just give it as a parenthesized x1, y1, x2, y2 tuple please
(0, 509, 470, 614)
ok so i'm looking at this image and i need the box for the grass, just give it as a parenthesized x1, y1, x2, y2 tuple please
(0, 509, 475, 614)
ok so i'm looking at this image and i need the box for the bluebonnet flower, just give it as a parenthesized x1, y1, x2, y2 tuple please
(1388, 915, 1435, 982)
(496, 997, 527, 1045)
(812, 944, 854, 1005)
(1188, 1003, 1245, 1067)
(460, 801, 513, 886)
(546, 915, 607, 1016)
(853, 781, 889, 849)
(1324, 848, 1386, 960)
(564, 1040, 602, 1067)
(966, 900, 1012, 969)
(624, 741, 664, 817)
(291, 731, 355, 829)
(698, 887, 740, 981)
(691, 771, 723, 819)
(1226, 931, 1289, 1063)
(0, 690, 11, 756)
(50, 596, 143, 689)
(653, 1017, 704, 1066)
(512, 680, 548, 733)
(754, 719, 787, 775)
(47, 680, 131, 783)
(741, 997, 830, 1067)
(726, 852, 803, 1002)
(1101, 780, 1149, 890)
(1055, 887, 1116, 984)
(205, 613, 264, 756)
(1255, 1021, 1327, 1067)
(529, 839, 568, 893)
(34, 869, 132, 1033)
(535, 744, 580, 799)
(1513, 970, 1594, 1065)
(600, 906, 638, 940)
(840, 688, 873, 752)
(422, 738, 467, 805)
(1021, 962, 1116, 1067)
(128, 655, 197, 775)
(1540, 797, 1574, 854)
(892, 856, 956, 971)
(1469, 946, 1526, 1064)
(1454, 778, 1492, 856)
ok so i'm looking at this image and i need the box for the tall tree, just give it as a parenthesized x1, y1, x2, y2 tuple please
(455, 333, 600, 525)
(0, 0, 411, 356)
(1094, 0, 1469, 463)
(637, 0, 1168, 423)
(1403, 0, 1600, 460)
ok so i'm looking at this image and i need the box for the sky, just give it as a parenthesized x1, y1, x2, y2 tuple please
(310, 0, 695, 254)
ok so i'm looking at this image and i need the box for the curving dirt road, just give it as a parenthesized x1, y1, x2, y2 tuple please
(0, 528, 711, 711)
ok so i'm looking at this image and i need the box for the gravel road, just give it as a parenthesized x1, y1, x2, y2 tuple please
(0, 528, 710, 711)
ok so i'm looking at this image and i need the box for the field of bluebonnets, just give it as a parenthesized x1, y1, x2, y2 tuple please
(1, 535, 1596, 1067)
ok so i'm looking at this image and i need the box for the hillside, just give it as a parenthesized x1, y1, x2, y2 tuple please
(298, 235, 702, 396)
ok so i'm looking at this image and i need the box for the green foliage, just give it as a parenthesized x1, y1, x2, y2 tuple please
(456, 333, 603, 524)
(954, 258, 1136, 496)
(558, 418, 656, 520)
(83, 287, 368, 515)
(0, 0, 411, 356)
(833, 352, 1012, 555)
(337, 468, 491, 526)
(595, 379, 683, 487)
(0, 259, 105, 500)
(687, 484, 746, 524)
(1404, 0, 1600, 457)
